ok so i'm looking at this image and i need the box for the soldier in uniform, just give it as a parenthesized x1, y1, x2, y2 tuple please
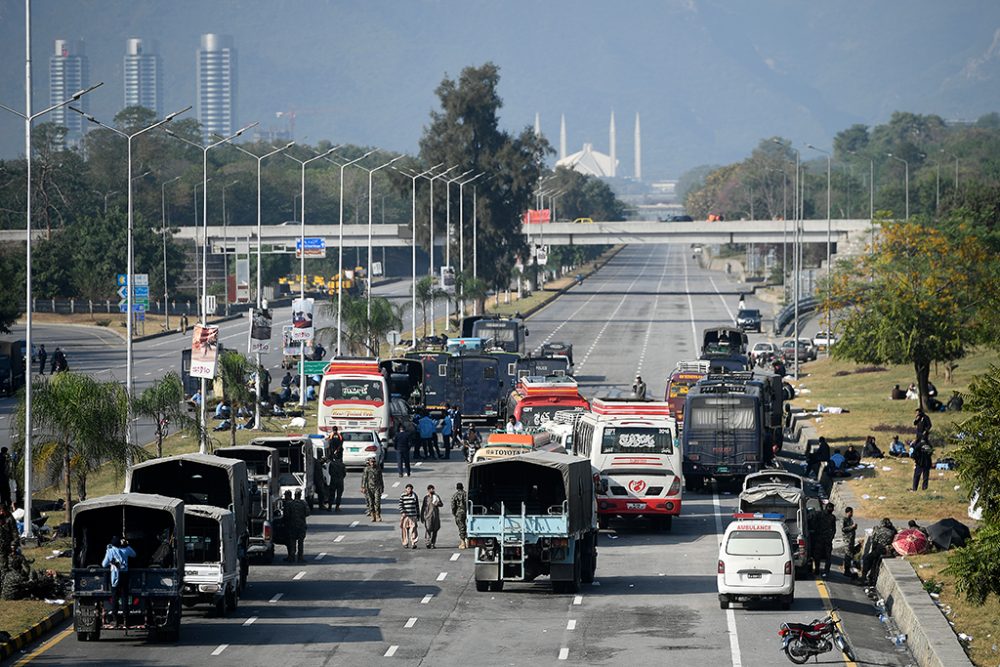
(282, 490, 309, 562)
(361, 457, 384, 522)
(328, 453, 347, 512)
(451, 483, 468, 549)
(0, 504, 16, 576)
(810, 502, 838, 577)
(841, 506, 858, 577)
(314, 456, 330, 512)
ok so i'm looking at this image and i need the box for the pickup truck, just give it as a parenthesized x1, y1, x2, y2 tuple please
(181, 505, 240, 615)
(738, 482, 816, 576)
(467, 450, 598, 593)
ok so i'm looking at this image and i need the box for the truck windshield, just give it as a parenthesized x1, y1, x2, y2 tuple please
(725, 530, 784, 556)
(687, 398, 756, 430)
(324, 379, 384, 402)
(473, 322, 517, 343)
(600, 427, 673, 454)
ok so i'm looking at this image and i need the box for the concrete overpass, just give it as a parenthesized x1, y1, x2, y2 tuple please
(0, 218, 875, 249)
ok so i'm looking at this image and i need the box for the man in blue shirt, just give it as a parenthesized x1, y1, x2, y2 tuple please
(102, 536, 136, 627)
(441, 411, 454, 459)
(418, 412, 438, 459)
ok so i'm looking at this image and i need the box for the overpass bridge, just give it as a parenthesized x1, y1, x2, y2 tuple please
(0, 218, 875, 250)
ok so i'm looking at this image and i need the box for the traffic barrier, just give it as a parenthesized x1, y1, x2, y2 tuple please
(0, 602, 72, 660)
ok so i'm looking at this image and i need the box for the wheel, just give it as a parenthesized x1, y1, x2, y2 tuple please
(488, 581, 504, 592)
(265, 546, 275, 564)
(158, 626, 180, 643)
(580, 534, 595, 584)
(76, 631, 97, 642)
(225, 585, 238, 613)
(780, 593, 793, 610)
(783, 637, 813, 664)
(475, 580, 491, 592)
(719, 595, 729, 610)
(215, 596, 227, 617)
(654, 515, 672, 531)
(560, 548, 581, 594)
(597, 515, 609, 530)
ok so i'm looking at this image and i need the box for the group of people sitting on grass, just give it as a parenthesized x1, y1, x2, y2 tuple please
(890, 383, 964, 413)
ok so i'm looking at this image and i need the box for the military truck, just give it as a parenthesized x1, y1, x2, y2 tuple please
(181, 505, 240, 615)
(467, 450, 598, 593)
(126, 454, 251, 591)
(217, 445, 280, 563)
(72, 493, 184, 641)
(248, 436, 316, 510)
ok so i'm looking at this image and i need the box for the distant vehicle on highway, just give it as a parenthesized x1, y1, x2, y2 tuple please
(339, 430, 385, 469)
(736, 308, 762, 333)
(573, 217, 594, 224)
(780, 339, 812, 364)
(662, 214, 693, 222)
(750, 342, 777, 365)
(812, 331, 838, 351)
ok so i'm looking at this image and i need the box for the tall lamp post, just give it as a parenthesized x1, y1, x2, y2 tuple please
(774, 139, 801, 380)
(394, 163, 443, 347)
(72, 105, 190, 460)
(806, 143, 832, 357)
(426, 166, 459, 336)
(229, 141, 294, 428)
(165, 122, 258, 452)
(0, 59, 102, 537)
(220, 179, 240, 316)
(942, 149, 959, 194)
(285, 146, 341, 404)
(458, 172, 484, 317)
(443, 169, 474, 326)
(161, 175, 182, 330)
(357, 156, 404, 320)
(886, 153, 909, 220)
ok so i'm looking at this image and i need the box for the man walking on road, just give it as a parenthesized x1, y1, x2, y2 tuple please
(395, 424, 413, 477)
(282, 490, 308, 562)
(451, 482, 468, 549)
(37, 345, 47, 375)
(421, 485, 443, 548)
(328, 453, 346, 512)
(361, 457, 384, 521)
(398, 484, 420, 549)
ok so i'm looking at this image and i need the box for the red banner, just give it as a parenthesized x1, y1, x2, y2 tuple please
(523, 209, 551, 224)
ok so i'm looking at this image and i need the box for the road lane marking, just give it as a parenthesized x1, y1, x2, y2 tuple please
(334, 535, 345, 543)
(683, 254, 700, 349)
(635, 246, 670, 377)
(243, 616, 257, 626)
(293, 571, 306, 580)
(420, 594, 433, 604)
(350, 520, 360, 528)
(381, 493, 387, 499)
(815, 579, 859, 667)
(404, 617, 418, 629)
(558, 648, 569, 660)
(567, 619, 577, 630)
(436, 572, 448, 581)
(11, 628, 72, 666)
(384, 645, 399, 657)
(315, 552, 327, 561)
(450, 553, 460, 561)
(392, 481, 400, 488)
(709, 275, 738, 321)
(212, 645, 229, 656)
(573, 595, 583, 605)
(713, 492, 743, 667)
(269, 593, 283, 603)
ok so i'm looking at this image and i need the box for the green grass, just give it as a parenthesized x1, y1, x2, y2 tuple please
(0, 599, 65, 638)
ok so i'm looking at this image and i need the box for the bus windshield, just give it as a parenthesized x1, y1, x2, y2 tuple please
(601, 427, 673, 454)
(687, 398, 755, 430)
(323, 379, 385, 403)
(473, 322, 517, 343)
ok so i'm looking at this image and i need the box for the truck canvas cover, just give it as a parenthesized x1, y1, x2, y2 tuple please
(183, 504, 237, 574)
(72, 493, 185, 572)
(216, 445, 277, 481)
(468, 451, 594, 534)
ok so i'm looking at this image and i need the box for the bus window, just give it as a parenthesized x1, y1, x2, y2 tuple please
(600, 427, 673, 454)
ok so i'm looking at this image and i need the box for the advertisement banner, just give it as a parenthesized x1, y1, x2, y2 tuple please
(522, 209, 551, 224)
(249, 308, 272, 354)
(290, 297, 315, 342)
(190, 324, 220, 379)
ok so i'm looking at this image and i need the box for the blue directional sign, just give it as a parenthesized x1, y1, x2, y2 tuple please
(295, 237, 326, 258)
(133, 304, 145, 312)
(117, 286, 128, 299)
(116, 274, 128, 286)
(119, 303, 129, 313)
(134, 286, 149, 298)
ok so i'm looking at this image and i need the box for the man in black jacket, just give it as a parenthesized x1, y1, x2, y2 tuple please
(910, 441, 933, 491)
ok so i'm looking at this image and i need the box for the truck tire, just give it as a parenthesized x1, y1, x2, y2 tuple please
(655, 515, 673, 531)
(489, 581, 505, 592)
(475, 580, 491, 592)
(557, 549, 582, 594)
(581, 533, 596, 584)
(225, 585, 238, 613)
(719, 595, 730, 610)
(265, 546, 275, 564)
(216, 596, 227, 617)
(685, 475, 703, 493)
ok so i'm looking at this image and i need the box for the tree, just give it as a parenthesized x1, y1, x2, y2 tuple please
(216, 350, 256, 448)
(0, 244, 22, 332)
(455, 272, 488, 318)
(414, 276, 445, 338)
(133, 372, 197, 458)
(830, 221, 1000, 411)
(15, 373, 143, 524)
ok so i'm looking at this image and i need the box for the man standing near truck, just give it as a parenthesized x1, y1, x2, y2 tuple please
(328, 453, 346, 512)
(361, 457, 384, 522)
(102, 536, 136, 627)
(451, 483, 468, 549)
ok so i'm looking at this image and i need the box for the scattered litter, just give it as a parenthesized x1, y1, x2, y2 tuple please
(882, 466, 893, 471)
(609, 535, 619, 540)
(959, 633, 973, 643)
(954, 485, 961, 491)
(939, 472, 945, 477)
(43, 599, 66, 605)
(815, 417, 823, 423)
(284, 416, 307, 429)
(862, 494, 871, 500)
(918, 564, 929, 569)
(877, 496, 887, 500)
(800, 389, 812, 394)
(930, 592, 940, 600)
(628, 584, 634, 588)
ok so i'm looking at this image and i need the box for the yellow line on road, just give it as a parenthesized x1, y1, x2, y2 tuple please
(814, 578, 858, 667)
(12, 628, 72, 666)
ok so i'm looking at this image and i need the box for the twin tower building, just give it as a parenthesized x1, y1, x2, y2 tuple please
(48, 33, 236, 147)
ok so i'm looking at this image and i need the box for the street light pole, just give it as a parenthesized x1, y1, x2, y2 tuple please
(220, 179, 240, 316)
(161, 176, 182, 330)
(458, 172, 484, 318)
(229, 141, 294, 429)
(359, 156, 404, 322)
(443, 170, 474, 327)
(0, 23, 103, 536)
(165, 121, 259, 453)
(426, 166, 459, 336)
(806, 144, 832, 357)
(886, 153, 909, 220)
(73, 105, 190, 465)
(394, 163, 443, 348)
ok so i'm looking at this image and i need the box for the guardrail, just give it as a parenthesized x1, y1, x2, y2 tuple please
(774, 297, 819, 336)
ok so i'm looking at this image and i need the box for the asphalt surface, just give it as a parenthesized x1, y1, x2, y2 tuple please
(4, 246, 914, 666)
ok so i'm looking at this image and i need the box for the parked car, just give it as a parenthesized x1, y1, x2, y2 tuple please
(812, 331, 837, 351)
(736, 309, 762, 333)
(780, 339, 811, 364)
(797, 338, 818, 361)
(573, 217, 594, 224)
(750, 342, 777, 365)
(340, 430, 385, 469)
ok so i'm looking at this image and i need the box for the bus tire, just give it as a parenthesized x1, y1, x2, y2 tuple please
(581, 534, 596, 584)
(475, 579, 491, 592)
(597, 515, 609, 530)
(489, 581, 505, 592)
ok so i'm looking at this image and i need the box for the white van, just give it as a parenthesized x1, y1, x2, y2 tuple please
(717, 513, 794, 610)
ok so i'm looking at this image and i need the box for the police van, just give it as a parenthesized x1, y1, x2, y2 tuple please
(717, 513, 794, 610)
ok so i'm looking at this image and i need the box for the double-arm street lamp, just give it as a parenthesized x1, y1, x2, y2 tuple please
(0, 68, 103, 536)
(426, 166, 459, 336)
(394, 163, 444, 347)
(165, 122, 259, 452)
(161, 175, 182, 330)
(357, 156, 404, 320)
(228, 141, 294, 428)
(72, 105, 191, 460)
(444, 170, 474, 325)
(806, 143, 833, 357)
(886, 152, 909, 220)
(458, 172, 484, 317)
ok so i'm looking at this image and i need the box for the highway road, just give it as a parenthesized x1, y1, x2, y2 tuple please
(5, 246, 911, 666)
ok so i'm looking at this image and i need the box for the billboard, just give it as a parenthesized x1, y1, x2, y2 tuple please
(190, 324, 220, 379)
(290, 297, 315, 341)
(522, 209, 551, 224)
(249, 308, 272, 354)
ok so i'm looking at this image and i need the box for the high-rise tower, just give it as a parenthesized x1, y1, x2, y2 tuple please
(197, 33, 237, 142)
(49, 39, 90, 147)
(124, 38, 162, 115)
(609, 111, 617, 178)
(559, 114, 567, 161)
(534, 112, 541, 137)
(634, 112, 642, 181)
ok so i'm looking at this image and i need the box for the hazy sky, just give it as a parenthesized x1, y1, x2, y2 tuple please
(1, 0, 998, 178)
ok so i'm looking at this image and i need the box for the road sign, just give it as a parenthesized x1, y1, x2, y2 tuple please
(372, 261, 383, 277)
(134, 274, 149, 286)
(133, 304, 145, 312)
(386, 330, 401, 346)
(134, 286, 149, 298)
(295, 237, 326, 258)
(116, 274, 127, 286)
(118, 303, 128, 313)
(536, 245, 548, 266)
(117, 286, 128, 299)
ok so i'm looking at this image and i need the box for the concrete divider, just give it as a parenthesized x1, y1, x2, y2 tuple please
(0, 603, 72, 660)
(876, 559, 973, 667)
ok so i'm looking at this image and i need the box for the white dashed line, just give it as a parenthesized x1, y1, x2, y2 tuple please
(566, 619, 576, 630)
(143, 372, 152, 376)
(211, 645, 228, 656)
(334, 535, 344, 543)
(713, 492, 743, 667)
(384, 645, 399, 657)
(449, 553, 460, 561)
(350, 521, 360, 528)
(293, 571, 306, 580)
(381, 493, 387, 499)
(420, 594, 433, 604)
(404, 617, 418, 629)
(415, 461, 423, 467)
(269, 593, 283, 603)
(392, 482, 400, 488)
(558, 648, 569, 660)
(573, 595, 583, 605)
(436, 572, 447, 581)
(243, 616, 257, 627)
(635, 247, 670, 377)
(315, 552, 327, 561)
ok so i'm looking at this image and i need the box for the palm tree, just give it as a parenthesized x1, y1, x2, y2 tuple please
(15, 373, 143, 524)
(133, 372, 198, 458)
(216, 350, 256, 448)
(415, 275, 446, 338)
(456, 272, 489, 319)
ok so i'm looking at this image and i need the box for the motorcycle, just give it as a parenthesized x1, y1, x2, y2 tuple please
(778, 613, 856, 664)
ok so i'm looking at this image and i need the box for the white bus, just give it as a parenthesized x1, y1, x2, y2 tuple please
(572, 397, 681, 530)
(317, 357, 390, 439)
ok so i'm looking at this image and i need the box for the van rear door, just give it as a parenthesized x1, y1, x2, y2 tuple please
(723, 524, 789, 589)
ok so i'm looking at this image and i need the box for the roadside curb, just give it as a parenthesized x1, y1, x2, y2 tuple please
(132, 312, 244, 343)
(876, 559, 974, 667)
(522, 245, 625, 321)
(0, 602, 72, 661)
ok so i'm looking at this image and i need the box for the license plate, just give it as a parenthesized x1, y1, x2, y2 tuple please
(349, 447, 360, 452)
(717, 467, 729, 473)
(747, 573, 762, 579)
(626, 503, 644, 510)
